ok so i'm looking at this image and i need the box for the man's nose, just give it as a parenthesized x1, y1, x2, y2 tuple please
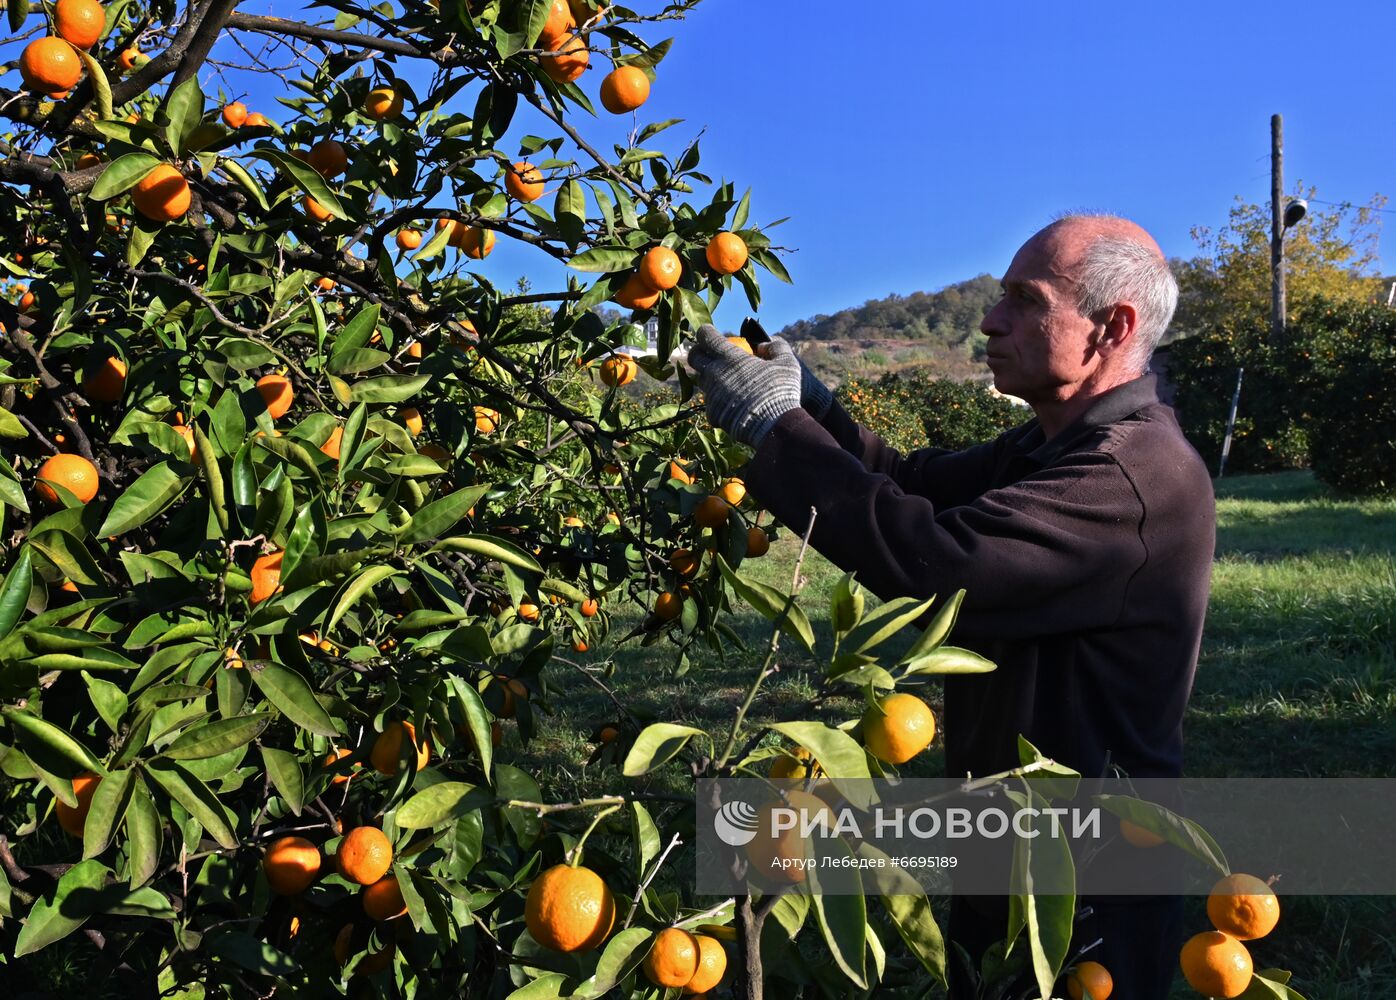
(981, 300, 1006, 337)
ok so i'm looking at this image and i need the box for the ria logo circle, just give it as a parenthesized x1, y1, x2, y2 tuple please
(713, 800, 759, 846)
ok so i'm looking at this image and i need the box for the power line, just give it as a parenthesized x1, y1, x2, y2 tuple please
(1304, 197, 1396, 216)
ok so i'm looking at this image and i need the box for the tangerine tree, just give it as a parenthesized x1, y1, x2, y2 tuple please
(0, 1, 1311, 998)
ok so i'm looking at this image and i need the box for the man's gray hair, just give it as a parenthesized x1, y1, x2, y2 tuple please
(1074, 230, 1178, 372)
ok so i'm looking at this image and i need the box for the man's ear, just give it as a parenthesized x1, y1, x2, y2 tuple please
(1097, 302, 1138, 356)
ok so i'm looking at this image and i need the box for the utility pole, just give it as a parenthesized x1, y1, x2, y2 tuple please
(1270, 113, 1286, 340)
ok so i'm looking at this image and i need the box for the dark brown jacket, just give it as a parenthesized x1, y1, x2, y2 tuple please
(744, 374, 1215, 779)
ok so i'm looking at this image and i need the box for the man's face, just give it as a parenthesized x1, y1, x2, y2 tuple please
(979, 228, 1101, 405)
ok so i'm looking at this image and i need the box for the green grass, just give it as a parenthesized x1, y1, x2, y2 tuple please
(520, 469, 1396, 998)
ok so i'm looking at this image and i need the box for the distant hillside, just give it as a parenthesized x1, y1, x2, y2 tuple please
(777, 275, 1000, 384)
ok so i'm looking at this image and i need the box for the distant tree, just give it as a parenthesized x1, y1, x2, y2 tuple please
(1168, 188, 1387, 472)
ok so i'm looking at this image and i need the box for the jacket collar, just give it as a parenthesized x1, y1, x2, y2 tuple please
(1017, 374, 1162, 465)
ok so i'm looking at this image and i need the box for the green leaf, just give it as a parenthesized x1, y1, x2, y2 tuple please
(397, 781, 489, 829)
(13, 859, 108, 957)
(144, 760, 238, 849)
(903, 589, 965, 660)
(219, 158, 269, 210)
(2, 708, 103, 774)
(329, 303, 381, 363)
(261, 746, 304, 815)
(27, 647, 139, 671)
(431, 533, 541, 572)
(163, 715, 269, 760)
(751, 247, 792, 283)
(97, 462, 189, 537)
(83, 670, 128, 734)
(347, 373, 431, 404)
(630, 801, 661, 883)
(252, 433, 323, 486)
(0, 406, 27, 439)
(125, 218, 159, 266)
(103, 885, 176, 919)
(163, 76, 205, 156)
(809, 840, 868, 989)
(325, 565, 400, 632)
(902, 645, 996, 676)
(586, 927, 652, 996)
(621, 723, 707, 776)
(566, 245, 638, 273)
(82, 767, 135, 860)
(249, 664, 340, 737)
(843, 595, 934, 655)
(1006, 787, 1076, 1000)
(206, 931, 300, 976)
(0, 548, 33, 640)
(505, 974, 568, 1000)
(89, 153, 162, 201)
(125, 774, 161, 886)
(830, 572, 865, 635)
(399, 485, 491, 545)
(248, 149, 345, 218)
(858, 843, 947, 985)
(715, 556, 815, 652)
(7, 0, 30, 35)
(1094, 793, 1229, 874)
(769, 721, 874, 809)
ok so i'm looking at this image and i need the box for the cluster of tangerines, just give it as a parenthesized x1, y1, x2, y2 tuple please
(609, 233, 750, 313)
(525, 863, 728, 993)
(15, 0, 123, 100)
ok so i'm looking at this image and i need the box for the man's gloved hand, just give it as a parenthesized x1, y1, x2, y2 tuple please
(688, 324, 801, 447)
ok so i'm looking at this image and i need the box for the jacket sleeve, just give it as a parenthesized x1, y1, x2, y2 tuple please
(815, 400, 1009, 511)
(744, 409, 1148, 642)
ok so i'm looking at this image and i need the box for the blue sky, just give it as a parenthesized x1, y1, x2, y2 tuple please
(215, 1, 1395, 330)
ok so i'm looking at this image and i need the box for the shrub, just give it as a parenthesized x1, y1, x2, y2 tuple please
(839, 369, 1024, 454)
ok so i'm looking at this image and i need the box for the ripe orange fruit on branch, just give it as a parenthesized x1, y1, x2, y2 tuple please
(580, 598, 599, 617)
(370, 721, 430, 775)
(338, 827, 394, 885)
(459, 226, 495, 259)
(769, 746, 815, 781)
(600, 64, 650, 114)
(82, 355, 127, 402)
(1179, 930, 1253, 998)
(36, 453, 100, 505)
(613, 272, 660, 310)
(670, 548, 700, 578)
(693, 495, 729, 528)
(1066, 960, 1112, 1000)
(221, 101, 247, 127)
(362, 875, 407, 920)
(76, 152, 102, 169)
(400, 406, 424, 437)
(746, 526, 770, 557)
(474, 406, 500, 433)
(256, 373, 294, 418)
(55, 772, 100, 836)
(307, 138, 349, 178)
(638, 245, 681, 291)
(325, 748, 356, 784)
(600, 354, 637, 387)
(861, 692, 936, 764)
(643, 927, 699, 987)
(506, 161, 545, 202)
(667, 460, 692, 484)
(303, 196, 333, 223)
(683, 933, 727, 994)
(717, 478, 746, 506)
(263, 835, 321, 895)
(55, 0, 104, 49)
(320, 425, 343, 459)
(20, 38, 82, 93)
(706, 231, 748, 275)
(654, 591, 682, 620)
(131, 164, 191, 223)
(538, 0, 574, 45)
(116, 46, 141, 71)
(541, 32, 589, 83)
(518, 602, 541, 622)
(396, 228, 422, 251)
(363, 85, 404, 121)
(1207, 874, 1280, 940)
(1119, 818, 1165, 848)
(249, 549, 284, 604)
(525, 863, 615, 952)
(243, 111, 268, 127)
